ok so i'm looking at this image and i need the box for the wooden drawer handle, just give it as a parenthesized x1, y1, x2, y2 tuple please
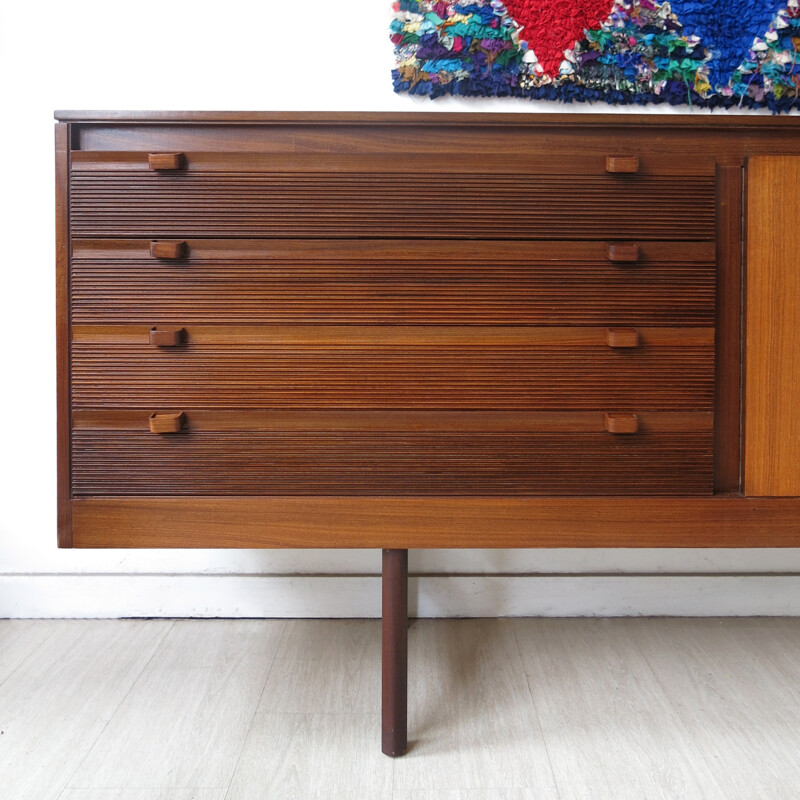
(607, 243, 640, 262)
(605, 155, 639, 174)
(606, 328, 640, 348)
(150, 240, 187, 259)
(148, 152, 185, 170)
(605, 413, 639, 434)
(149, 326, 185, 347)
(149, 412, 186, 434)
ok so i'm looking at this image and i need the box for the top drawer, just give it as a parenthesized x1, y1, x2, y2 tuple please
(69, 152, 716, 240)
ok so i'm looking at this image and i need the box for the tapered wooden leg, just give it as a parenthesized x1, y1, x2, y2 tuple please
(382, 548, 408, 757)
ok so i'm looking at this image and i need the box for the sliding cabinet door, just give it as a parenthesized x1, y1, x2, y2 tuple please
(745, 156, 800, 496)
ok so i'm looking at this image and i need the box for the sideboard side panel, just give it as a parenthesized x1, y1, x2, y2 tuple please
(56, 122, 73, 547)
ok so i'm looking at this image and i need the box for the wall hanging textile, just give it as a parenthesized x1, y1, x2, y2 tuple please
(391, 0, 800, 111)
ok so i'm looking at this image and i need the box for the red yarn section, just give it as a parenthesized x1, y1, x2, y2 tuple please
(503, 0, 616, 76)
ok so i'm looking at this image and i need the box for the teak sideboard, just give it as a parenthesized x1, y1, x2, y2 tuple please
(56, 111, 800, 755)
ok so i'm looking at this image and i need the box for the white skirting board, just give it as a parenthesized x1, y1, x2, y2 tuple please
(1, 574, 800, 618)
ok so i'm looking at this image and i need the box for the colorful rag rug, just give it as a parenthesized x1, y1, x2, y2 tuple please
(391, 0, 800, 111)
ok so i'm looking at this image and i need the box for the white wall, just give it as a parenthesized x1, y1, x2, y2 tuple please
(1, 0, 797, 618)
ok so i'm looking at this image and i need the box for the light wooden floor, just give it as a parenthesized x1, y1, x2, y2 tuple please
(1, 618, 799, 799)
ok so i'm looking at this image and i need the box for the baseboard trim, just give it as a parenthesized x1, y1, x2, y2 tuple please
(2, 574, 800, 618)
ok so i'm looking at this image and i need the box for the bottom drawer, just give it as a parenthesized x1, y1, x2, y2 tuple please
(71, 411, 713, 496)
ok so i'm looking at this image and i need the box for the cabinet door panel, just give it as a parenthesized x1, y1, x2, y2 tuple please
(745, 156, 800, 496)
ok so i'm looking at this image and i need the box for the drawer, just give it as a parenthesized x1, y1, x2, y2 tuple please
(71, 410, 714, 496)
(70, 239, 717, 326)
(71, 325, 715, 411)
(69, 152, 716, 240)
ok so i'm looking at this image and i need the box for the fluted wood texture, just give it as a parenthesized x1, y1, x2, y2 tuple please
(71, 426, 713, 496)
(53, 113, 800, 549)
(69, 170, 716, 240)
(70, 240, 716, 326)
(70, 326, 714, 411)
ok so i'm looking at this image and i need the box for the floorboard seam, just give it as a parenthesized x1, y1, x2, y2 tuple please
(0, 622, 58, 693)
(511, 621, 562, 800)
(59, 620, 176, 795)
(626, 621, 730, 800)
(221, 619, 289, 800)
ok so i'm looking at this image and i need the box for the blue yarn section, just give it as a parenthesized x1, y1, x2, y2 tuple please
(392, 69, 800, 113)
(671, 0, 784, 88)
(391, 1, 800, 111)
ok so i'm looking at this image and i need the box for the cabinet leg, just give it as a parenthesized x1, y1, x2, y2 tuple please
(382, 548, 408, 757)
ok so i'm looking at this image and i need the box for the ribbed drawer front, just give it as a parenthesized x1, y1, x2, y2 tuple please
(63, 141, 723, 505)
(70, 239, 717, 326)
(70, 326, 715, 411)
(70, 412, 714, 496)
(69, 152, 716, 240)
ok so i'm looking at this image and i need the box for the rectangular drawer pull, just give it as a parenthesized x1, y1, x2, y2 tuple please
(605, 413, 639, 434)
(150, 240, 187, 259)
(607, 243, 640, 262)
(149, 326, 185, 347)
(149, 412, 186, 434)
(148, 152, 185, 170)
(606, 155, 640, 174)
(606, 328, 640, 348)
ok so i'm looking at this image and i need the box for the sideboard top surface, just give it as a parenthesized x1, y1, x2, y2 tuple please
(54, 110, 800, 129)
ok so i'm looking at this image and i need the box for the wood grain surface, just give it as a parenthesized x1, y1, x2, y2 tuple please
(714, 164, 743, 493)
(59, 113, 800, 169)
(55, 122, 72, 547)
(55, 113, 800, 548)
(71, 150, 717, 175)
(71, 409, 714, 432)
(68, 168, 715, 240)
(745, 157, 800, 496)
(69, 496, 800, 548)
(11, 617, 800, 796)
(70, 426, 713, 496)
(0, 621, 171, 799)
(71, 410, 714, 497)
(515, 620, 725, 798)
(70, 239, 716, 327)
(69, 326, 714, 410)
(66, 621, 285, 792)
(53, 110, 800, 126)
